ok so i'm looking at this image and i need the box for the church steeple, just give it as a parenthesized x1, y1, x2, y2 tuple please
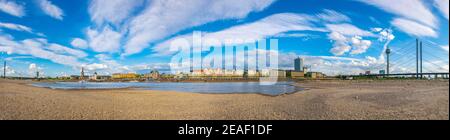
(81, 67, 85, 80)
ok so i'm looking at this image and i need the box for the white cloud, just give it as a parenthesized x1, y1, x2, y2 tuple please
(153, 13, 324, 56)
(357, 0, 441, 39)
(94, 54, 111, 61)
(358, 0, 437, 28)
(83, 63, 108, 71)
(87, 26, 121, 53)
(0, 35, 86, 67)
(28, 63, 43, 76)
(4, 56, 34, 61)
(0, 22, 32, 33)
(325, 23, 375, 37)
(370, 28, 395, 64)
(36, 32, 46, 37)
(330, 44, 351, 56)
(328, 32, 351, 56)
(25, 63, 45, 77)
(365, 56, 378, 64)
(202, 13, 322, 42)
(88, 54, 132, 74)
(29, 63, 37, 71)
(371, 27, 382, 32)
(122, 0, 276, 56)
(274, 33, 311, 38)
(38, 0, 64, 20)
(391, 18, 438, 37)
(0, 22, 45, 36)
(309, 55, 361, 62)
(153, 12, 377, 57)
(316, 9, 351, 23)
(434, 0, 449, 20)
(82, 0, 277, 56)
(47, 43, 88, 58)
(0, 65, 15, 75)
(377, 28, 395, 42)
(349, 36, 372, 55)
(88, 0, 144, 26)
(70, 38, 88, 49)
(441, 45, 449, 52)
(274, 33, 320, 41)
(325, 24, 374, 56)
(0, 0, 25, 17)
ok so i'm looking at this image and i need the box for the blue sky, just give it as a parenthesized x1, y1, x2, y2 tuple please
(0, 0, 448, 77)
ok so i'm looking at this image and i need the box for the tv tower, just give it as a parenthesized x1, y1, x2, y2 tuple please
(3, 61, 6, 79)
(386, 46, 391, 76)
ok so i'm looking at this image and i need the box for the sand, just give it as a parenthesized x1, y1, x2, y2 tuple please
(0, 79, 448, 120)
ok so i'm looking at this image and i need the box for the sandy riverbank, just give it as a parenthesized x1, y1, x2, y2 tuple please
(0, 79, 448, 120)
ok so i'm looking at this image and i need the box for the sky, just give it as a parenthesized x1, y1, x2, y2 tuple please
(0, 0, 448, 77)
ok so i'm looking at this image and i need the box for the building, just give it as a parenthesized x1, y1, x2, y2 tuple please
(294, 57, 304, 72)
(190, 68, 250, 77)
(290, 71, 305, 79)
(80, 67, 85, 80)
(269, 70, 286, 78)
(365, 71, 371, 75)
(150, 70, 160, 79)
(307, 72, 324, 79)
(191, 69, 204, 76)
(174, 73, 188, 79)
(144, 70, 160, 79)
(70, 75, 89, 80)
(112, 73, 138, 79)
(379, 70, 386, 75)
(70, 75, 80, 80)
(247, 70, 260, 77)
(97, 75, 111, 80)
(89, 72, 98, 80)
(161, 74, 175, 79)
(57, 76, 71, 80)
(303, 66, 309, 73)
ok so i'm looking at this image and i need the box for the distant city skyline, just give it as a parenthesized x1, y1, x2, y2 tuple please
(0, 0, 448, 77)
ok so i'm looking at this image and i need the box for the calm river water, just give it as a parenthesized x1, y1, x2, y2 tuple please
(31, 82, 299, 95)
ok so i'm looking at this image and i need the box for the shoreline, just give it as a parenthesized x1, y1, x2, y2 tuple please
(1, 79, 448, 120)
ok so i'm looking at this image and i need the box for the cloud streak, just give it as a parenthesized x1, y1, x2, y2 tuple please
(88, 0, 144, 26)
(358, 0, 437, 28)
(123, 0, 276, 56)
(153, 13, 325, 56)
(38, 0, 64, 20)
(87, 26, 121, 53)
(0, 22, 45, 36)
(0, 35, 86, 67)
(0, 0, 25, 17)
(84, 0, 276, 56)
(0, 22, 32, 32)
(316, 9, 351, 23)
(434, 0, 449, 20)
(357, 0, 440, 38)
(70, 38, 88, 49)
(391, 18, 438, 37)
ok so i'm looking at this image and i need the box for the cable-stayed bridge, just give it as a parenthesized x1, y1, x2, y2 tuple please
(345, 38, 449, 79)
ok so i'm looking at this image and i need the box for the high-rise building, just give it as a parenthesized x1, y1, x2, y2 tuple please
(294, 57, 304, 72)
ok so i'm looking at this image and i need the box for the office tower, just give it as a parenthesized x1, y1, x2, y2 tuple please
(294, 57, 304, 72)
